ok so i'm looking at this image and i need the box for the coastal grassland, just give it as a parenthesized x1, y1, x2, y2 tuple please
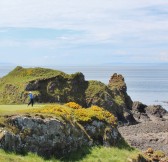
(0, 66, 66, 86)
(0, 104, 44, 115)
(0, 104, 45, 126)
(0, 66, 84, 92)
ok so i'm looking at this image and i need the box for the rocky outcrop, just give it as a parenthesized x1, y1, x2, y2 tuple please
(0, 67, 138, 124)
(132, 101, 147, 113)
(24, 72, 87, 106)
(145, 105, 168, 120)
(0, 115, 121, 157)
(132, 101, 150, 122)
(108, 73, 136, 124)
(132, 101, 168, 122)
(108, 73, 133, 109)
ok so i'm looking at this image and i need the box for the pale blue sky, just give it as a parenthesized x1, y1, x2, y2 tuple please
(0, 0, 168, 66)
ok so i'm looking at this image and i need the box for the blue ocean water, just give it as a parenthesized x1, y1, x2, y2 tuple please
(1, 65, 168, 110)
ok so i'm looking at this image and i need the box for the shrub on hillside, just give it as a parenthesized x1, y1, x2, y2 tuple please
(31, 103, 116, 125)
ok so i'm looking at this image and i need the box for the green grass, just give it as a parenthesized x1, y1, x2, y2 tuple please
(0, 104, 44, 115)
(0, 104, 45, 126)
(0, 149, 59, 162)
(78, 146, 139, 162)
(0, 146, 140, 162)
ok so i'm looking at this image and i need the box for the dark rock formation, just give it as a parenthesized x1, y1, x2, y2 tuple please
(131, 101, 150, 122)
(0, 115, 121, 157)
(132, 101, 147, 113)
(25, 73, 87, 106)
(25, 80, 39, 91)
(131, 101, 168, 122)
(145, 105, 168, 120)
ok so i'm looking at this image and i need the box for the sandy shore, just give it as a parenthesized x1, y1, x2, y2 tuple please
(118, 120, 168, 155)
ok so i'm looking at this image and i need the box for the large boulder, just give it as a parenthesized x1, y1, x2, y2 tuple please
(0, 115, 121, 157)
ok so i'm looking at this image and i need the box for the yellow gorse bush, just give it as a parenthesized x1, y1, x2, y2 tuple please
(32, 105, 71, 120)
(90, 105, 103, 111)
(74, 108, 93, 122)
(31, 103, 116, 125)
(65, 102, 82, 109)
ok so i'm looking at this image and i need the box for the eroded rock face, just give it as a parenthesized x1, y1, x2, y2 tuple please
(0, 116, 121, 157)
(25, 73, 88, 106)
(145, 105, 167, 120)
(108, 73, 136, 124)
(131, 101, 168, 122)
(25, 81, 39, 91)
(108, 73, 133, 110)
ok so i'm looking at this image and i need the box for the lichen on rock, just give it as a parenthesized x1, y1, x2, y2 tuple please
(0, 113, 121, 157)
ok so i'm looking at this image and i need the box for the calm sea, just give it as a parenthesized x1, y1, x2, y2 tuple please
(1, 65, 168, 110)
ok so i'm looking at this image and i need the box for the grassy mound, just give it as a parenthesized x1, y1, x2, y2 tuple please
(2, 66, 66, 82)
(0, 66, 67, 104)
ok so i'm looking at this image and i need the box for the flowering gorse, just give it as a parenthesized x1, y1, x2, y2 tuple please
(31, 103, 116, 125)
(65, 102, 82, 109)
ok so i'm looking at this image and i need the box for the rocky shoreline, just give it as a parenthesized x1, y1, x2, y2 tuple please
(118, 120, 168, 155)
(118, 100, 168, 157)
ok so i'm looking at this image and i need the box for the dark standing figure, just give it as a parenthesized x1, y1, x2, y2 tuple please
(28, 91, 34, 107)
